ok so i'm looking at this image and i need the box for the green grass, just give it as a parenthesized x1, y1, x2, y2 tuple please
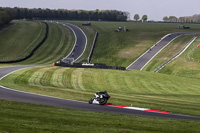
(65, 21, 200, 67)
(0, 20, 46, 61)
(0, 100, 200, 133)
(143, 35, 194, 71)
(1, 66, 200, 117)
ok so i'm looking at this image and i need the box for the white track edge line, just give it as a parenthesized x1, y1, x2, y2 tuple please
(60, 22, 88, 62)
(127, 33, 171, 69)
(60, 22, 77, 61)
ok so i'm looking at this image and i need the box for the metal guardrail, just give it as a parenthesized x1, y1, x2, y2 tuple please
(88, 32, 98, 63)
(55, 61, 126, 71)
(154, 36, 197, 73)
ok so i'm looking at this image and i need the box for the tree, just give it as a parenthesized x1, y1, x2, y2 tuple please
(134, 14, 140, 21)
(163, 16, 169, 22)
(197, 18, 200, 23)
(142, 15, 148, 22)
(0, 10, 12, 26)
(117, 14, 126, 21)
(169, 16, 177, 22)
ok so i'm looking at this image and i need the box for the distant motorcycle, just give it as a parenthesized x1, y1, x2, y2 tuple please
(89, 91, 110, 105)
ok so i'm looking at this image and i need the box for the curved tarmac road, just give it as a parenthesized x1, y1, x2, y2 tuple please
(0, 25, 200, 121)
(60, 22, 87, 62)
(127, 32, 199, 70)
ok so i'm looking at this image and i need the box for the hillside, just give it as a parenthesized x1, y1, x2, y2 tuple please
(159, 37, 200, 78)
(0, 20, 74, 64)
(1, 20, 200, 67)
(64, 21, 200, 67)
(0, 20, 45, 62)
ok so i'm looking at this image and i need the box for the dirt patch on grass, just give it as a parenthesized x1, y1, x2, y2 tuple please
(172, 58, 199, 70)
(81, 26, 95, 35)
(118, 42, 150, 59)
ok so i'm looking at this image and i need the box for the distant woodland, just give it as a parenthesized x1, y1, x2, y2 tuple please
(1, 6, 200, 27)
(0, 7, 129, 26)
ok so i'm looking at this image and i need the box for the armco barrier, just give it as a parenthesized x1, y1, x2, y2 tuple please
(55, 61, 126, 71)
(0, 22, 49, 63)
(88, 32, 98, 63)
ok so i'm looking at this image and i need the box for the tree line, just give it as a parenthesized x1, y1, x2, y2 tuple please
(0, 9, 12, 26)
(133, 13, 200, 23)
(0, 7, 129, 23)
(163, 15, 200, 23)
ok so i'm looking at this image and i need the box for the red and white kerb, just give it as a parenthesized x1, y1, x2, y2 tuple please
(105, 104, 170, 114)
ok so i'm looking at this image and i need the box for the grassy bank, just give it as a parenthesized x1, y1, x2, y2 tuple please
(0, 20, 75, 65)
(0, 20, 45, 62)
(159, 36, 200, 78)
(0, 100, 200, 133)
(1, 66, 200, 116)
(19, 22, 74, 64)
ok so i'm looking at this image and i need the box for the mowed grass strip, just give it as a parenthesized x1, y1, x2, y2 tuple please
(159, 36, 200, 78)
(1, 100, 200, 133)
(143, 35, 194, 72)
(0, 20, 45, 61)
(1, 66, 200, 116)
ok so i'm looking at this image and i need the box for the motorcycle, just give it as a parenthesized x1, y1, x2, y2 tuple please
(89, 91, 110, 105)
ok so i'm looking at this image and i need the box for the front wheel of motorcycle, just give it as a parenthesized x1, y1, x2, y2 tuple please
(89, 98, 94, 104)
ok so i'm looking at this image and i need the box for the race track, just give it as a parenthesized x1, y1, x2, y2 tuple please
(60, 22, 87, 62)
(0, 23, 200, 121)
(127, 32, 199, 70)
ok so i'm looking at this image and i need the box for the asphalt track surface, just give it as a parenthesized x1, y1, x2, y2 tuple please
(0, 25, 200, 121)
(60, 22, 87, 62)
(127, 32, 199, 70)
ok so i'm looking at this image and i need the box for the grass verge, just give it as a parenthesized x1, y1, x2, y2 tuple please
(0, 100, 200, 133)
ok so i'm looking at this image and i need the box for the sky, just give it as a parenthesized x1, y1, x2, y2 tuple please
(1, 0, 200, 21)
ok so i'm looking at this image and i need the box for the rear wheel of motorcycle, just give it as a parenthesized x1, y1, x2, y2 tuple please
(99, 98, 107, 105)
